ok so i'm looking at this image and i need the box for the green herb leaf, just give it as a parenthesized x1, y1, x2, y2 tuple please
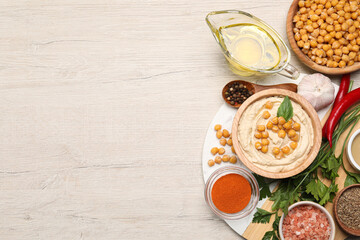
(344, 172, 360, 187)
(305, 179, 327, 201)
(277, 96, 293, 121)
(254, 174, 272, 200)
(252, 208, 274, 224)
(262, 231, 275, 240)
(320, 155, 341, 180)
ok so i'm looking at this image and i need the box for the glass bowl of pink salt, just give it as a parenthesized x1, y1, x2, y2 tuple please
(204, 165, 259, 220)
(279, 201, 335, 240)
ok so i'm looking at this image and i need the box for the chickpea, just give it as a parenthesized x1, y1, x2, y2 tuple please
(300, 29, 307, 35)
(214, 124, 222, 131)
(333, 61, 339, 67)
(326, 24, 335, 32)
(304, 42, 311, 50)
(222, 129, 230, 138)
(278, 117, 286, 125)
(293, 122, 301, 131)
(261, 145, 268, 153)
(291, 134, 300, 142)
(335, 32, 343, 39)
(229, 155, 237, 164)
(352, 44, 359, 51)
(333, 55, 341, 62)
(272, 126, 279, 133)
(325, 1, 332, 9)
(298, 0, 305, 7)
(318, 35, 325, 43)
(282, 146, 291, 154)
(302, 34, 309, 42)
(323, 44, 331, 51)
(255, 131, 262, 139)
(297, 40, 305, 48)
(261, 138, 270, 146)
(330, 31, 336, 38)
(208, 159, 215, 167)
(342, 22, 349, 30)
(339, 60, 346, 67)
(344, 5, 351, 13)
(231, 146, 235, 153)
(349, 25, 356, 33)
(339, 37, 348, 45)
(272, 147, 280, 155)
(227, 139, 233, 146)
(335, 48, 343, 56)
(288, 129, 297, 138)
(342, 54, 350, 62)
(300, 7, 307, 14)
(324, 34, 332, 42)
(345, 12, 352, 19)
(262, 131, 269, 138)
(276, 151, 285, 160)
(332, 40, 341, 48)
(218, 148, 225, 155)
(216, 130, 222, 139)
(290, 142, 298, 150)
(349, 51, 357, 59)
(265, 101, 273, 109)
(257, 125, 266, 132)
(327, 59, 334, 67)
(283, 122, 292, 130)
(222, 155, 230, 162)
(278, 129, 286, 138)
(220, 138, 227, 146)
(263, 111, 271, 119)
(293, 15, 300, 22)
(339, 16, 345, 23)
(266, 121, 273, 129)
(348, 33, 355, 40)
(349, 60, 355, 65)
(272, 117, 279, 125)
(305, 25, 315, 33)
(211, 147, 219, 155)
(214, 156, 222, 164)
(352, 12, 358, 20)
(327, 49, 334, 57)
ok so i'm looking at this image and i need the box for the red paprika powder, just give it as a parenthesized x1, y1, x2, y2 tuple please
(211, 173, 252, 214)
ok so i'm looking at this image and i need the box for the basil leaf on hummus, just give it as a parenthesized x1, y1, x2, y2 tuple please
(277, 96, 293, 121)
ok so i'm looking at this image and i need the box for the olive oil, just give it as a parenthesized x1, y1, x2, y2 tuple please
(218, 23, 281, 70)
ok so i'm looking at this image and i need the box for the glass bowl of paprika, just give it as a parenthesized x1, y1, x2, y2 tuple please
(204, 165, 259, 220)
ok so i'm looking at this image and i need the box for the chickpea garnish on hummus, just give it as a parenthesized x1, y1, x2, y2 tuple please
(237, 96, 314, 172)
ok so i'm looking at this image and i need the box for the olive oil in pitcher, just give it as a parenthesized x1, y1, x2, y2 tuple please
(218, 23, 281, 73)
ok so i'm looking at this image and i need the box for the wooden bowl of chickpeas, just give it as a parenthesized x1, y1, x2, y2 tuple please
(287, 0, 360, 74)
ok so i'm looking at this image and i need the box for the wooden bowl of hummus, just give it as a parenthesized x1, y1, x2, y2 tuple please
(231, 89, 322, 179)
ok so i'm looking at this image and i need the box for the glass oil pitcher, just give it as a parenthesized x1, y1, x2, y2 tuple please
(206, 10, 299, 79)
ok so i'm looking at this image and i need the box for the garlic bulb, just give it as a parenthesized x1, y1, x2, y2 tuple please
(298, 73, 335, 111)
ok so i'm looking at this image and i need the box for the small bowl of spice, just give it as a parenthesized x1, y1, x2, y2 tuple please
(204, 165, 259, 220)
(346, 129, 360, 172)
(333, 184, 360, 236)
(279, 201, 335, 240)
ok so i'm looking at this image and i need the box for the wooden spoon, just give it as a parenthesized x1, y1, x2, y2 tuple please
(222, 80, 298, 108)
(287, 0, 360, 74)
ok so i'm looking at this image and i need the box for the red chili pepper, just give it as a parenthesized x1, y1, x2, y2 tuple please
(322, 74, 351, 137)
(326, 87, 360, 147)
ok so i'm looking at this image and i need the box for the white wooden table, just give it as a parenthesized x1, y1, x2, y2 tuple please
(0, 1, 359, 239)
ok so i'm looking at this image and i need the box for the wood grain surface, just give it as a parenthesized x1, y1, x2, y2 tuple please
(0, 0, 359, 239)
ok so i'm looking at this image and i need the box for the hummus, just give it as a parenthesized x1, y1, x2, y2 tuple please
(237, 96, 314, 172)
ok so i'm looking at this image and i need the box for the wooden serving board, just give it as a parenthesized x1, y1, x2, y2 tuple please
(243, 111, 360, 240)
